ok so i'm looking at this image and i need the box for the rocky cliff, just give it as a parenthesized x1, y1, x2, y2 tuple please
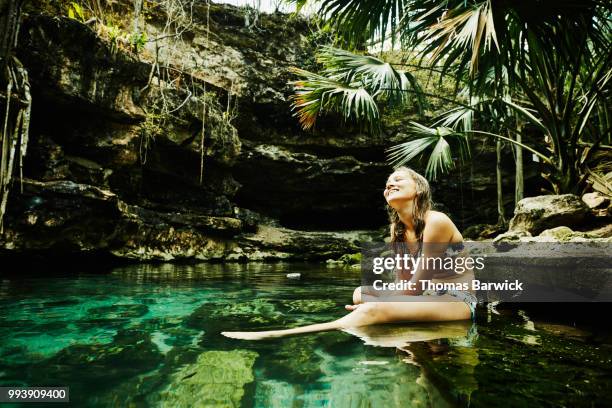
(0, 1, 539, 262)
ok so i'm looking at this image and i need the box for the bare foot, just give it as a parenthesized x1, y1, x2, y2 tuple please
(345, 304, 361, 311)
(221, 331, 280, 340)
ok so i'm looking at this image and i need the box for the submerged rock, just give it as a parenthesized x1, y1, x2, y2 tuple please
(86, 304, 149, 320)
(185, 299, 286, 332)
(407, 311, 612, 407)
(34, 328, 164, 388)
(534, 322, 591, 342)
(153, 350, 258, 408)
(262, 335, 326, 383)
(279, 299, 337, 313)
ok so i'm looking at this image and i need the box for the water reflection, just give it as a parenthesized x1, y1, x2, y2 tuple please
(343, 321, 475, 348)
(344, 321, 480, 406)
(110, 262, 359, 287)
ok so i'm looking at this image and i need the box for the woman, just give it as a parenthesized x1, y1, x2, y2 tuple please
(222, 167, 476, 340)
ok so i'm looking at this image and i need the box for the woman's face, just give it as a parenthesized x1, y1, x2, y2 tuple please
(384, 170, 417, 207)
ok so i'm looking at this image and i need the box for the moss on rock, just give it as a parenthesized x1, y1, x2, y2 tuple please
(154, 349, 258, 408)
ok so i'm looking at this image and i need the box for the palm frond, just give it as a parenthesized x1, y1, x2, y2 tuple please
(318, 0, 406, 47)
(386, 122, 470, 180)
(426, 136, 453, 180)
(317, 46, 424, 108)
(289, 67, 381, 133)
(500, 99, 546, 131)
(433, 106, 474, 132)
(421, 0, 499, 75)
(289, 47, 428, 132)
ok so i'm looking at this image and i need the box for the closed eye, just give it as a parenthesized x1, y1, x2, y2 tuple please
(386, 177, 403, 188)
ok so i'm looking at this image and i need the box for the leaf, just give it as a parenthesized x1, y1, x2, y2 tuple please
(317, 46, 413, 104)
(500, 99, 546, 131)
(71, 2, 85, 21)
(426, 136, 453, 180)
(386, 122, 470, 180)
(289, 67, 381, 133)
(289, 47, 426, 133)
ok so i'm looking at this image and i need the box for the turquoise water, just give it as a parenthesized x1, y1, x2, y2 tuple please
(1, 263, 611, 407)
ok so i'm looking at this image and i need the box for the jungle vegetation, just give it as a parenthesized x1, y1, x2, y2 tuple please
(289, 0, 612, 208)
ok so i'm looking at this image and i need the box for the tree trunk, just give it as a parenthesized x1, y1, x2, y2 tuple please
(514, 122, 524, 205)
(0, 0, 24, 77)
(133, 0, 143, 37)
(496, 139, 507, 226)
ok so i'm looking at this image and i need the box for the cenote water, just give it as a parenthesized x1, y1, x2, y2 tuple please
(1, 263, 611, 407)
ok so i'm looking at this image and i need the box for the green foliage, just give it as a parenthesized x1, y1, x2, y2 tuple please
(129, 31, 147, 53)
(291, 67, 380, 133)
(67, 2, 86, 22)
(66, 0, 106, 24)
(387, 122, 469, 180)
(305, 18, 335, 49)
(290, 46, 424, 134)
(140, 112, 164, 139)
(105, 23, 123, 54)
(338, 252, 361, 265)
(327, 252, 362, 267)
(290, 0, 612, 194)
(139, 111, 164, 164)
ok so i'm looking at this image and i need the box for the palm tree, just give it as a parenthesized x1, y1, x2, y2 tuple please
(289, 0, 612, 195)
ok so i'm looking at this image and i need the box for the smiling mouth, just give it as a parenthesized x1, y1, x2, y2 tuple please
(386, 188, 399, 195)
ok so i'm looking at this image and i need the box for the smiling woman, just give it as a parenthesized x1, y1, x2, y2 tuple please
(222, 167, 477, 340)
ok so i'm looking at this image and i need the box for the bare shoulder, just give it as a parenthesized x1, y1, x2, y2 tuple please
(425, 210, 453, 226)
(425, 211, 461, 242)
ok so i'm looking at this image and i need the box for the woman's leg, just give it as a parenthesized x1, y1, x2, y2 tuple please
(221, 296, 471, 340)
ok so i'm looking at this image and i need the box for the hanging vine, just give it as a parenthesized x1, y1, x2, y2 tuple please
(138, 0, 196, 165)
(199, 0, 210, 185)
(0, 0, 32, 234)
